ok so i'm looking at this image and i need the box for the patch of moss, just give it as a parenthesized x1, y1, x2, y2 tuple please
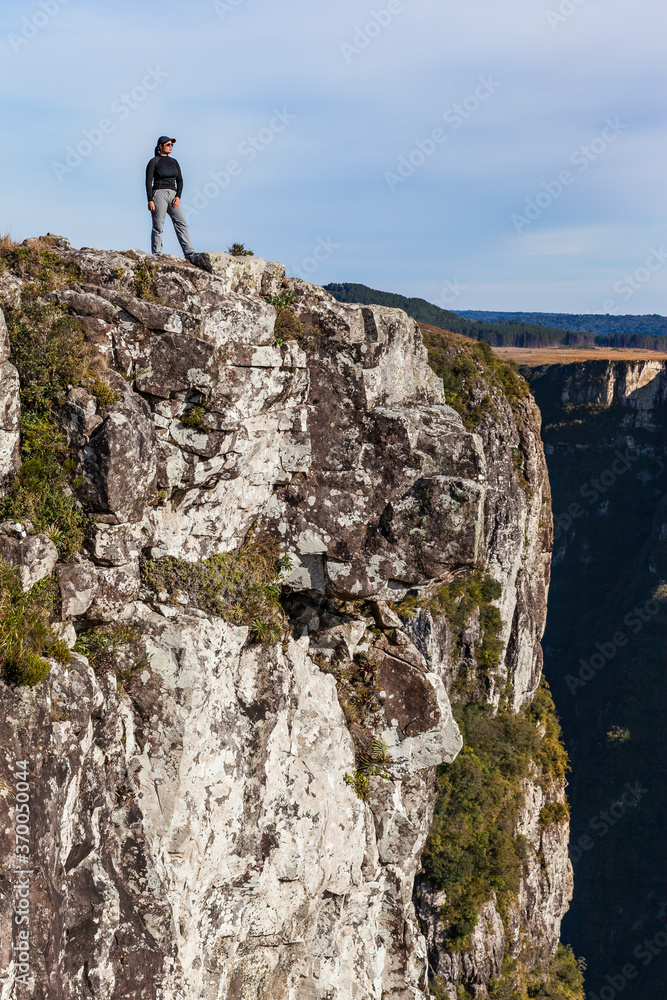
(0, 562, 70, 687)
(140, 535, 290, 643)
(423, 327, 529, 430)
(420, 679, 569, 949)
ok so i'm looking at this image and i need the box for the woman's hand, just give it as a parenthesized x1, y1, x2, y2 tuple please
(173, 196, 181, 208)
(148, 201, 156, 213)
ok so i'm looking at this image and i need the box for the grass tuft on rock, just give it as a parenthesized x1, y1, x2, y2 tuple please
(0, 234, 80, 290)
(0, 562, 70, 687)
(344, 737, 392, 801)
(180, 405, 208, 431)
(140, 535, 290, 643)
(227, 243, 254, 257)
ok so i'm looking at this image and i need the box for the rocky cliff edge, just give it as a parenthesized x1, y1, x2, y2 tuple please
(0, 237, 566, 999)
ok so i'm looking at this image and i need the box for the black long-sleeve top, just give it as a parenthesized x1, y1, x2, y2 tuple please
(145, 154, 183, 201)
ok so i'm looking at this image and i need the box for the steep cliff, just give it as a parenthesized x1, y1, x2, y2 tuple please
(407, 333, 576, 1000)
(526, 359, 667, 1000)
(0, 237, 570, 999)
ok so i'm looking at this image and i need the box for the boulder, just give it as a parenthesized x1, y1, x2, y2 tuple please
(56, 558, 99, 617)
(0, 528, 59, 591)
(83, 395, 158, 520)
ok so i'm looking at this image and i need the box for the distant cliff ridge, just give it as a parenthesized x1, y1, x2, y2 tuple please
(325, 284, 667, 351)
(0, 237, 575, 999)
(457, 310, 667, 339)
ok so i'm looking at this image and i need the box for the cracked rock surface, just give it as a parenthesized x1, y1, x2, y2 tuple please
(0, 239, 566, 999)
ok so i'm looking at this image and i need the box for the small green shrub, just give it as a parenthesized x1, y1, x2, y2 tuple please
(140, 535, 290, 643)
(265, 291, 295, 310)
(540, 802, 570, 829)
(90, 378, 120, 410)
(74, 623, 144, 679)
(133, 258, 160, 300)
(180, 405, 208, 431)
(487, 945, 585, 1000)
(227, 243, 254, 257)
(274, 307, 306, 344)
(343, 770, 370, 801)
(606, 725, 631, 743)
(0, 563, 70, 687)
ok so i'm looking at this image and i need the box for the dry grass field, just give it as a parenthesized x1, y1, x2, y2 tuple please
(491, 346, 667, 366)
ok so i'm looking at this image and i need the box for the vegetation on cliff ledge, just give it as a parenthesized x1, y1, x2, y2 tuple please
(422, 326, 529, 429)
(431, 942, 585, 1000)
(420, 680, 569, 948)
(0, 561, 70, 687)
(140, 535, 290, 643)
(0, 236, 120, 558)
(392, 569, 505, 697)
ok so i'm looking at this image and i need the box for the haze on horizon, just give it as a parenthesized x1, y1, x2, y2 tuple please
(1, 0, 665, 314)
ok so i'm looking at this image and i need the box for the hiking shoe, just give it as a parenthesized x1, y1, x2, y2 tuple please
(187, 252, 213, 273)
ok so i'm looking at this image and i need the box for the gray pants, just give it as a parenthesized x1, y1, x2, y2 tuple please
(151, 188, 196, 257)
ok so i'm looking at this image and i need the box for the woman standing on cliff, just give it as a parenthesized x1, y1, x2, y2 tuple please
(146, 136, 212, 271)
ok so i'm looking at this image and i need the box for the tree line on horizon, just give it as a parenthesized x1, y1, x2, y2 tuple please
(325, 283, 667, 352)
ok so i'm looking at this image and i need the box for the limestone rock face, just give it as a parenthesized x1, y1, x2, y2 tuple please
(0, 240, 565, 1000)
(0, 309, 20, 492)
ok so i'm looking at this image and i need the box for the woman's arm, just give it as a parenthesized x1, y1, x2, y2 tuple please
(175, 159, 184, 199)
(146, 157, 157, 202)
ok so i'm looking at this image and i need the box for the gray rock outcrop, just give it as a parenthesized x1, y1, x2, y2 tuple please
(0, 239, 568, 999)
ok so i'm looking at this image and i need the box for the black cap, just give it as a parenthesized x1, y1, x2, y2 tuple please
(157, 135, 176, 146)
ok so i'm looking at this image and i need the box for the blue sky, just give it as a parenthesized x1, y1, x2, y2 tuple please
(2, 0, 666, 312)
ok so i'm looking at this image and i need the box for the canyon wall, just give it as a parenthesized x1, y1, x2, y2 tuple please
(0, 238, 570, 999)
(526, 359, 667, 1000)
